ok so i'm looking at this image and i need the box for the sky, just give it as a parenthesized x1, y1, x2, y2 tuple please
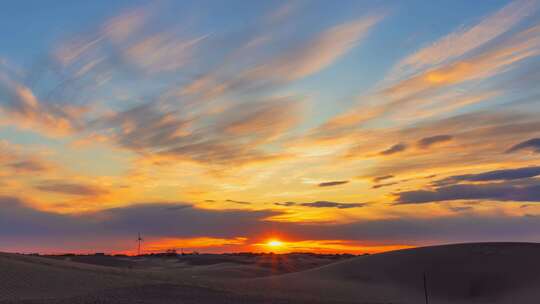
(1, 0, 540, 254)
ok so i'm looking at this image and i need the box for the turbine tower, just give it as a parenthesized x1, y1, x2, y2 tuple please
(136, 232, 143, 256)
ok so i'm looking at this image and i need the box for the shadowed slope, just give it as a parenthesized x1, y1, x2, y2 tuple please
(241, 243, 540, 303)
(2, 243, 540, 303)
(0, 252, 147, 301)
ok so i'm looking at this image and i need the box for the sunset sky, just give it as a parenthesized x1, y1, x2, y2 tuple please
(1, 0, 540, 254)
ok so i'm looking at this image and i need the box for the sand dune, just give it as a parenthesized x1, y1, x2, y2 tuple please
(0, 252, 146, 301)
(237, 242, 540, 303)
(2, 243, 540, 303)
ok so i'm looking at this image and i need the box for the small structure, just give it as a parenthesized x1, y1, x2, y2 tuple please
(137, 233, 144, 256)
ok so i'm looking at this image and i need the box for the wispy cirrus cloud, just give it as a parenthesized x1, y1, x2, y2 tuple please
(44, 6, 383, 169)
(0, 74, 87, 136)
(388, 0, 539, 81)
(166, 13, 383, 102)
(247, 15, 383, 82)
(306, 18, 540, 147)
(55, 6, 168, 73)
(89, 97, 303, 166)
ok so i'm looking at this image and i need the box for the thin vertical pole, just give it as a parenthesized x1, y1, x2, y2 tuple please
(423, 272, 429, 304)
(137, 233, 141, 256)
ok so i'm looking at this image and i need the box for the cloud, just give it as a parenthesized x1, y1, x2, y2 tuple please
(0, 197, 89, 238)
(91, 103, 190, 152)
(343, 110, 540, 178)
(447, 206, 474, 213)
(35, 181, 107, 196)
(274, 201, 297, 207)
(0, 142, 53, 175)
(0, 7, 378, 169)
(98, 203, 279, 238)
(373, 175, 394, 183)
(92, 97, 302, 166)
(379, 143, 407, 155)
(55, 6, 205, 75)
(3, 196, 540, 252)
(6, 160, 49, 173)
(318, 180, 349, 187)
(389, 0, 538, 80)
(300, 201, 365, 209)
(0, 197, 280, 252)
(372, 182, 399, 189)
(395, 181, 540, 204)
(0, 74, 86, 136)
(225, 199, 252, 205)
(177, 14, 383, 105)
(124, 33, 207, 74)
(219, 98, 303, 140)
(274, 201, 365, 209)
(249, 15, 382, 81)
(506, 138, 540, 153)
(311, 21, 540, 141)
(436, 166, 540, 186)
(144, 236, 248, 252)
(383, 24, 540, 100)
(417, 134, 453, 148)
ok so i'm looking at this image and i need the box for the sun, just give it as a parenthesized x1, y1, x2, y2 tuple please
(266, 239, 284, 248)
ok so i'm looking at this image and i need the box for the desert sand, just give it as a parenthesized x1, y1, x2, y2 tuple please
(1, 243, 540, 303)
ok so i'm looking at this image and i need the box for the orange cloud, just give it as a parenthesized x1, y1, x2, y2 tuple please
(253, 239, 412, 254)
(140, 237, 248, 253)
(0, 76, 86, 136)
(389, 0, 538, 81)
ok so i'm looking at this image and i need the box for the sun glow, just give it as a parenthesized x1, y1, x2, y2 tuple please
(266, 239, 284, 248)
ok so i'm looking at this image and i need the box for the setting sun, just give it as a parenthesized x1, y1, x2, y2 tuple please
(266, 240, 284, 248)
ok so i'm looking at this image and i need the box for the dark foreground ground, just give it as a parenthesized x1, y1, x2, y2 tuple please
(2, 243, 540, 304)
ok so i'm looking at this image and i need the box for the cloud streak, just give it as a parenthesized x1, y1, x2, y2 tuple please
(417, 134, 453, 148)
(318, 180, 349, 187)
(275, 201, 365, 209)
(379, 143, 407, 155)
(396, 181, 540, 204)
(35, 181, 107, 196)
(389, 0, 538, 80)
(507, 138, 540, 153)
(436, 166, 540, 186)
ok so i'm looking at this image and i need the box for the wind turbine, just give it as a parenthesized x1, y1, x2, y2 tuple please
(136, 233, 143, 256)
